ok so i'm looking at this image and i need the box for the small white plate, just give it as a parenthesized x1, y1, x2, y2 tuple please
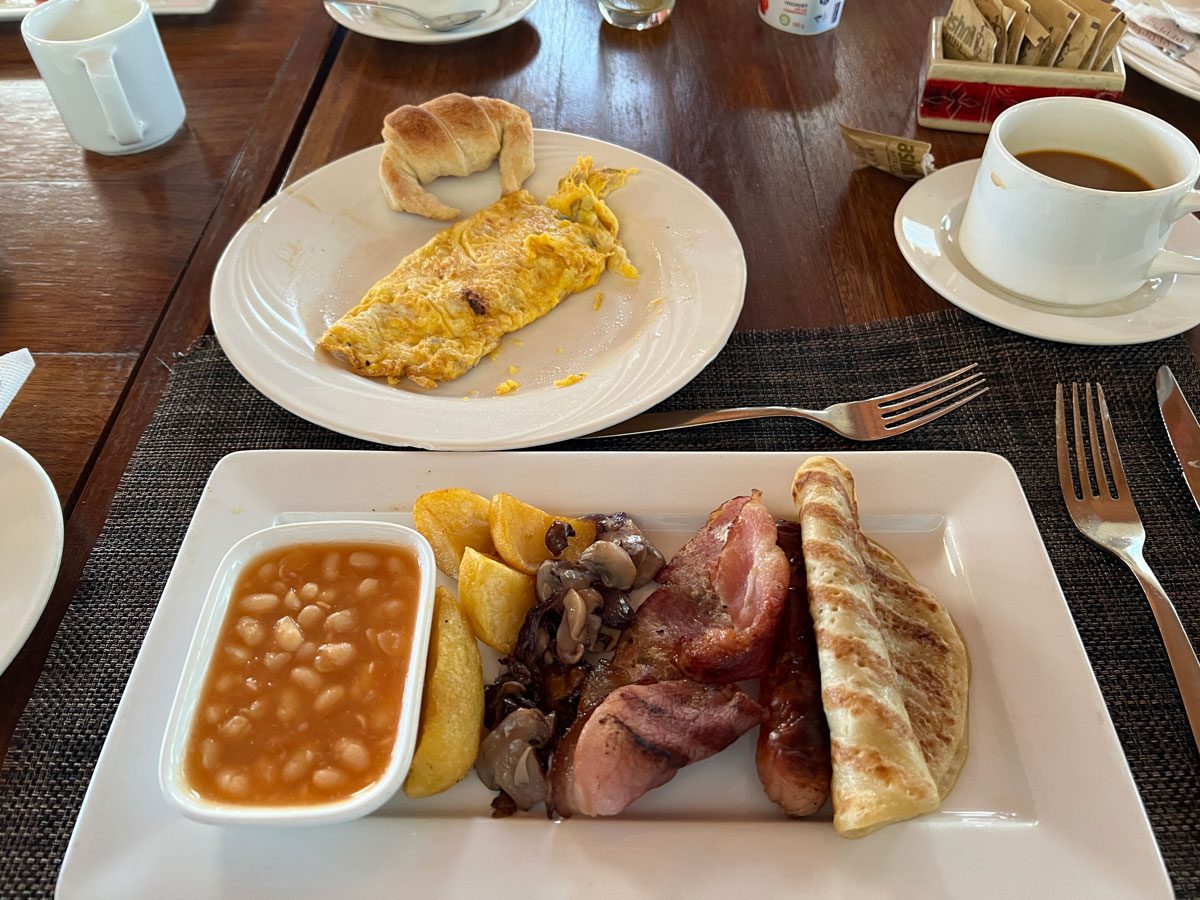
(895, 159, 1200, 346)
(0, 0, 218, 20)
(0, 435, 63, 676)
(58, 450, 1171, 899)
(323, 0, 538, 44)
(1122, 36, 1200, 103)
(211, 130, 746, 449)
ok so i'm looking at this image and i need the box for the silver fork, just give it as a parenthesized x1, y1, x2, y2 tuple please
(1055, 382, 1200, 752)
(592, 363, 987, 440)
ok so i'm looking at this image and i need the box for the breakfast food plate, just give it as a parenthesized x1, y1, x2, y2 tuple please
(895, 159, 1200, 345)
(0, 0, 218, 20)
(322, 0, 540, 45)
(211, 130, 745, 450)
(58, 450, 1170, 898)
(0, 435, 63, 677)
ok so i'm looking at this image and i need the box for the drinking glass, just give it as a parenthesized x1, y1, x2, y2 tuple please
(596, 0, 674, 30)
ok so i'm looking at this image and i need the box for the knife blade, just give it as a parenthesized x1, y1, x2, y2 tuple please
(1156, 365, 1200, 513)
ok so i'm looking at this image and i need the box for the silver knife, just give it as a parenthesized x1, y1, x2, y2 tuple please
(1156, 365, 1200, 513)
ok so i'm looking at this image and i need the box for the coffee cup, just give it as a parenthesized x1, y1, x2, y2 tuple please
(22, 0, 186, 156)
(958, 97, 1200, 308)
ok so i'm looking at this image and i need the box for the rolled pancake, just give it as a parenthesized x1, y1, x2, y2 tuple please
(791, 456, 969, 837)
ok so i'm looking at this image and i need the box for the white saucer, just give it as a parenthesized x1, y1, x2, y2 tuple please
(0, 435, 63, 676)
(323, 0, 539, 44)
(1121, 36, 1200, 103)
(894, 159, 1200, 346)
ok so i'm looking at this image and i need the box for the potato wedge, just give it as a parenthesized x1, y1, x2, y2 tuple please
(413, 488, 496, 578)
(403, 587, 484, 798)
(488, 493, 597, 575)
(458, 548, 536, 654)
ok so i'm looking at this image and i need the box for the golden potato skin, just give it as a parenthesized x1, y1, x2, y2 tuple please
(403, 587, 484, 798)
(488, 493, 597, 575)
(457, 547, 536, 654)
(413, 488, 496, 578)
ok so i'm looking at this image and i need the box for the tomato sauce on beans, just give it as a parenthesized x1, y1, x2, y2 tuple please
(184, 542, 420, 805)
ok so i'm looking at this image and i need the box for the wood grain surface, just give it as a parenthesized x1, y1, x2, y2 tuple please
(1, 0, 1199, 758)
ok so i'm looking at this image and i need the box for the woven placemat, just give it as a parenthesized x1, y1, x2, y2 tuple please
(2, 309, 1199, 897)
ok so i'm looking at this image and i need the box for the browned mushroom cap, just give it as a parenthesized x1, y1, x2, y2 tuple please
(579, 540, 637, 591)
(555, 588, 602, 664)
(475, 708, 554, 811)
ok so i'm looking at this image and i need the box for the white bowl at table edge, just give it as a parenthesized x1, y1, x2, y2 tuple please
(157, 520, 437, 826)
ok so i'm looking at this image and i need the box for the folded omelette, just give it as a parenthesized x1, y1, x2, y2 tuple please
(791, 456, 969, 838)
(319, 156, 638, 389)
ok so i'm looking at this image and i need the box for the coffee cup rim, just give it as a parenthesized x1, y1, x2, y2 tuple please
(21, 0, 147, 46)
(991, 97, 1200, 197)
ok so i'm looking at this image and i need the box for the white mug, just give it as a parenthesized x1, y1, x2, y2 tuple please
(22, 0, 186, 156)
(958, 97, 1200, 308)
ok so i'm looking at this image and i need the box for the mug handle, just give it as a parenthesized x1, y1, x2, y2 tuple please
(1147, 191, 1200, 279)
(77, 48, 145, 146)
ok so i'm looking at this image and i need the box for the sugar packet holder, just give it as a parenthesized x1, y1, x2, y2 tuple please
(920, 17, 1124, 133)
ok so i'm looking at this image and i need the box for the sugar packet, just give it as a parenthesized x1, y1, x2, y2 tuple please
(839, 125, 936, 181)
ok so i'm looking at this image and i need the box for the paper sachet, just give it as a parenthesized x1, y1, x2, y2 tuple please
(839, 125, 936, 181)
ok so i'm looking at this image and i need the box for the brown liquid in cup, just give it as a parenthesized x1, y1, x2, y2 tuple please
(1014, 150, 1156, 192)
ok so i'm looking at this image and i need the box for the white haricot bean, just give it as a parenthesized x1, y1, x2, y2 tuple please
(290, 666, 322, 692)
(336, 738, 370, 772)
(245, 699, 267, 719)
(277, 688, 301, 723)
(356, 578, 380, 598)
(325, 609, 357, 633)
(274, 615, 304, 652)
(200, 738, 220, 771)
(257, 562, 276, 581)
(322, 552, 340, 580)
(369, 709, 392, 734)
(204, 705, 223, 725)
(283, 588, 301, 612)
(314, 642, 355, 672)
(263, 651, 292, 671)
(281, 748, 315, 783)
(295, 641, 317, 664)
(386, 556, 403, 574)
(312, 767, 346, 790)
(235, 616, 265, 648)
(219, 714, 251, 740)
(313, 684, 346, 714)
(297, 604, 325, 631)
(240, 592, 279, 614)
(218, 770, 250, 797)
(216, 674, 236, 693)
(224, 644, 251, 664)
(349, 551, 378, 571)
(245, 677, 260, 693)
(318, 591, 336, 605)
(255, 758, 278, 786)
(376, 630, 405, 657)
(300, 582, 319, 601)
(381, 600, 404, 620)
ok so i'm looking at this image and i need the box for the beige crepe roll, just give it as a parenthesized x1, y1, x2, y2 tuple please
(791, 457, 969, 837)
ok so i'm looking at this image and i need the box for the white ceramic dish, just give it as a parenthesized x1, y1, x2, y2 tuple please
(211, 130, 746, 449)
(158, 520, 437, 827)
(59, 450, 1171, 899)
(0, 0, 217, 20)
(0, 435, 63, 677)
(1122, 36, 1200, 102)
(322, 0, 538, 44)
(895, 159, 1200, 345)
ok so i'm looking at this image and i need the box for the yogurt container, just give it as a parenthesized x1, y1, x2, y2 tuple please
(759, 0, 843, 35)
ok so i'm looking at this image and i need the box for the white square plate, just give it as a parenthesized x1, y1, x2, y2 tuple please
(58, 451, 1171, 899)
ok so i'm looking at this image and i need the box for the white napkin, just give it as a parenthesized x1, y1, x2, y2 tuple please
(1118, 0, 1200, 75)
(0, 349, 35, 417)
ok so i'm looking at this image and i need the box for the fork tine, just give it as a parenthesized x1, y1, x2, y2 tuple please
(877, 370, 986, 413)
(871, 363, 980, 405)
(1055, 383, 1078, 503)
(881, 386, 989, 434)
(1085, 383, 1112, 499)
(879, 373, 988, 422)
(1071, 381, 1094, 498)
(1096, 383, 1131, 497)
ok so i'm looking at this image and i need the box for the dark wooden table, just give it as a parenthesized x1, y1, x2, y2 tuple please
(1, 0, 1198, 760)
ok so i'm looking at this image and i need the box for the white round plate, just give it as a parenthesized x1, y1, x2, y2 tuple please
(894, 159, 1200, 346)
(212, 130, 746, 449)
(0, 435, 63, 676)
(1121, 38, 1200, 103)
(323, 0, 538, 44)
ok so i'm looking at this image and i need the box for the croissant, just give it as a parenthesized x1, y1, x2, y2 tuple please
(378, 93, 535, 220)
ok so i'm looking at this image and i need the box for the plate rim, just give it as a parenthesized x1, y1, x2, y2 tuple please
(211, 129, 747, 450)
(0, 434, 63, 676)
(1121, 39, 1200, 103)
(58, 448, 1172, 899)
(894, 158, 1200, 346)
(321, 0, 540, 44)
